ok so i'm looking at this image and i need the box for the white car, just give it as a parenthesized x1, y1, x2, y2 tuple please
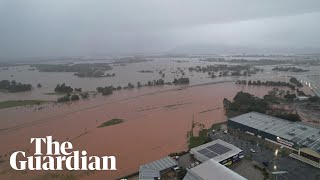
(173, 167, 180, 171)
(250, 149, 256, 153)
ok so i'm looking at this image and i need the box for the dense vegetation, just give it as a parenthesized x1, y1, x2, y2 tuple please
(75, 71, 115, 78)
(188, 64, 262, 77)
(172, 77, 190, 84)
(0, 80, 32, 92)
(201, 58, 287, 65)
(201, 57, 320, 66)
(97, 118, 124, 128)
(54, 83, 73, 93)
(111, 57, 152, 64)
(224, 91, 301, 122)
(137, 70, 153, 73)
(31, 63, 113, 77)
(96, 77, 189, 96)
(235, 80, 297, 90)
(56, 94, 82, 102)
(289, 77, 303, 87)
(80, 92, 89, 99)
(223, 91, 269, 114)
(97, 86, 114, 95)
(272, 66, 309, 72)
(188, 122, 226, 149)
(147, 79, 165, 86)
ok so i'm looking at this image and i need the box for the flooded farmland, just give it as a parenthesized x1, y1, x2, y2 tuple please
(0, 57, 318, 179)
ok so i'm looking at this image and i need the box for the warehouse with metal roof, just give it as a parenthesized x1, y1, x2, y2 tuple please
(190, 139, 243, 165)
(183, 159, 247, 180)
(138, 156, 178, 180)
(228, 112, 320, 166)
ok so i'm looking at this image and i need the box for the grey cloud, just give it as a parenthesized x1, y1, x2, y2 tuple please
(1, 0, 320, 58)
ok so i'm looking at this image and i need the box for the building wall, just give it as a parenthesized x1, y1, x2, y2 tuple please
(300, 151, 320, 163)
(219, 152, 243, 166)
(191, 153, 208, 163)
(191, 149, 243, 166)
(228, 120, 294, 147)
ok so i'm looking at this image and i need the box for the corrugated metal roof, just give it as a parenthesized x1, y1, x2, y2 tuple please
(183, 159, 247, 180)
(229, 112, 320, 152)
(139, 156, 178, 180)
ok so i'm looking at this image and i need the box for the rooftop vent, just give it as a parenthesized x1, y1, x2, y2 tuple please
(289, 132, 296, 136)
(300, 126, 307, 130)
(307, 137, 314, 142)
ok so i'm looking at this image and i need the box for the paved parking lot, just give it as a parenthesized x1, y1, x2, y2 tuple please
(210, 130, 320, 180)
(231, 159, 265, 180)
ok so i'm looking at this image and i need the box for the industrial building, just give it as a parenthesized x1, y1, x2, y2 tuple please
(138, 156, 178, 180)
(183, 159, 247, 180)
(190, 139, 243, 166)
(185, 139, 245, 180)
(228, 112, 320, 167)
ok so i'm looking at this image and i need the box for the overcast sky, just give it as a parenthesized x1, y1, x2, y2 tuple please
(1, 0, 320, 58)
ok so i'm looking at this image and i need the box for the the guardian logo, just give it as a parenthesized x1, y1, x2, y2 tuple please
(10, 136, 117, 171)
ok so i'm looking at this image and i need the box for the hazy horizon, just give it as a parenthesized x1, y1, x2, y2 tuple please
(1, 0, 320, 59)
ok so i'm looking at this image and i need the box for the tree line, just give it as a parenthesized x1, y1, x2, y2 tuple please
(224, 91, 301, 122)
(96, 78, 190, 96)
(0, 80, 32, 92)
(235, 79, 302, 90)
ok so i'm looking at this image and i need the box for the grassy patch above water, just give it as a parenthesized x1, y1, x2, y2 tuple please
(97, 118, 124, 128)
(0, 100, 49, 109)
(188, 122, 226, 149)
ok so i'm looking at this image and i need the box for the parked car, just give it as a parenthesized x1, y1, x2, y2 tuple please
(173, 167, 180, 172)
(262, 161, 269, 167)
(250, 149, 256, 153)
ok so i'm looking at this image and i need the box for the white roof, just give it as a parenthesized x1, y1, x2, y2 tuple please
(183, 159, 247, 180)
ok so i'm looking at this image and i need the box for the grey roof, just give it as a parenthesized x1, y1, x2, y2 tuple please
(139, 156, 178, 180)
(183, 159, 247, 180)
(190, 139, 243, 162)
(229, 112, 320, 152)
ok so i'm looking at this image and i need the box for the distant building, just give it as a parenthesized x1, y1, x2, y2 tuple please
(228, 112, 320, 168)
(190, 139, 243, 166)
(183, 159, 247, 180)
(138, 156, 177, 180)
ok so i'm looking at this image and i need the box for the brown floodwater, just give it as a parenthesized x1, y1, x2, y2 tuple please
(0, 58, 318, 179)
(0, 81, 296, 180)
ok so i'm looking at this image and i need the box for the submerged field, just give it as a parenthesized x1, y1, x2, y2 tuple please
(0, 100, 48, 109)
(0, 57, 318, 179)
(0, 81, 290, 180)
